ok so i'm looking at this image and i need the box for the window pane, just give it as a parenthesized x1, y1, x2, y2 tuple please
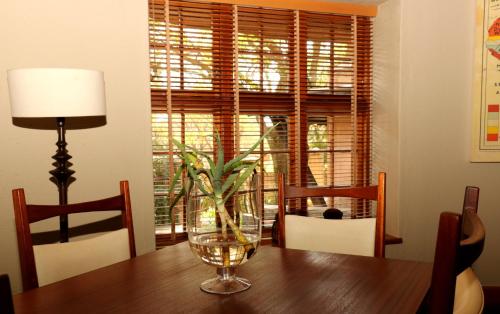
(152, 113, 213, 233)
(238, 9, 293, 93)
(307, 39, 332, 93)
(166, 0, 215, 91)
(307, 115, 353, 188)
(305, 16, 354, 95)
(239, 115, 289, 228)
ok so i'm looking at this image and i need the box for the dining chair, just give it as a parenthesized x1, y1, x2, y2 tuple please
(427, 209, 485, 314)
(277, 172, 386, 257)
(12, 180, 136, 291)
(0, 274, 14, 314)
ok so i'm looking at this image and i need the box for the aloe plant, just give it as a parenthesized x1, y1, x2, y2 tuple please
(167, 126, 276, 252)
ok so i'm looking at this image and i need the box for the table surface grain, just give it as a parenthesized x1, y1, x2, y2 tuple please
(14, 243, 432, 314)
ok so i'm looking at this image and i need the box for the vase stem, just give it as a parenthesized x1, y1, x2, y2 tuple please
(219, 267, 235, 281)
(200, 267, 251, 295)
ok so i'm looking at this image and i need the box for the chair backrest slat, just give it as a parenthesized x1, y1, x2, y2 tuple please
(26, 195, 124, 223)
(458, 209, 485, 275)
(284, 185, 379, 200)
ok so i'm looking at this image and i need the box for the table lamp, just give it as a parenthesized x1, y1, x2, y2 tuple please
(7, 68, 106, 242)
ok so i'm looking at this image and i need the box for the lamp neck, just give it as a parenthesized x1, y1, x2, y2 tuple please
(56, 117, 66, 147)
(51, 117, 74, 202)
(49, 117, 75, 242)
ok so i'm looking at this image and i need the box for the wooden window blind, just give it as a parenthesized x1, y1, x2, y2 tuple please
(149, 0, 373, 246)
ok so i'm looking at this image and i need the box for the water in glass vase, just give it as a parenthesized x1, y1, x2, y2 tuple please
(189, 232, 260, 268)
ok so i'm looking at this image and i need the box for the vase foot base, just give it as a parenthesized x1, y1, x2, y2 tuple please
(200, 276, 251, 295)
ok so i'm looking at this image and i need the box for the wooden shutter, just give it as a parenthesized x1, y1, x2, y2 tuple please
(149, 0, 374, 245)
(237, 6, 295, 231)
(290, 11, 373, 218)
(149, 0, 235, 244)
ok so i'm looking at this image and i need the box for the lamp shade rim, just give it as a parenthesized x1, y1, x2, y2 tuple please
(7, 67, 103, 72)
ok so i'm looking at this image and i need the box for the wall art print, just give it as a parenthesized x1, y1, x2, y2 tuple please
(472, 0, 500, 161)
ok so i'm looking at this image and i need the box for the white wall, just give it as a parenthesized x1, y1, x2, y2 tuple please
(375, 0, 500, 285)
(0, 0, 156, 293)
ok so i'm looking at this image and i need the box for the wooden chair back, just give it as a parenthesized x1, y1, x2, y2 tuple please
(12, 180, 136, 291)
(277, 172, 386, 257)
(428, 209, 485, 313)
(0, 274, 14, 314)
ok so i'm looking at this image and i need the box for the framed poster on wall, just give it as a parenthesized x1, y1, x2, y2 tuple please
(472, 0, 500, 161)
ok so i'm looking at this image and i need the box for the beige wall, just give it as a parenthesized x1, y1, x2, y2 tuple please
(373, 0, 401, 236)
(0, 0, 156, 293)
(376, 0, 500, 284)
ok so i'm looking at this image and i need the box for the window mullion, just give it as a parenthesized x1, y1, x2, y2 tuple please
(179, 12, 185, 90)
(294, 10, 302, 187)
(259, 21, 264, 93)
(234, 5, 240, 154)
(351, 15, 358, 186)
(329, 24, 334, 93)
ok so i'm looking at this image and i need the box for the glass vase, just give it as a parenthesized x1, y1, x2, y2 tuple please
(186, 173, 262, 295)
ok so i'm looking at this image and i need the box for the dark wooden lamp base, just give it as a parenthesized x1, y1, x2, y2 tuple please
(48, 117, 75, 243)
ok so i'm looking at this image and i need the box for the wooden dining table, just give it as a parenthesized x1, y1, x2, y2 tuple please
(13, 243, 432, 314)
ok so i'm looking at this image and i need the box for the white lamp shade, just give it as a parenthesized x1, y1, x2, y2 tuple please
(7, 68, 106, 118)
